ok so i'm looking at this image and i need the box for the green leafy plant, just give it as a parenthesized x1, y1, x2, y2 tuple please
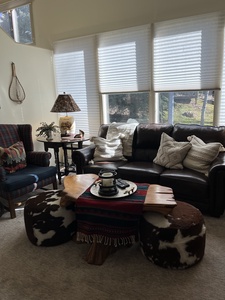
(36, 122, 60, 137)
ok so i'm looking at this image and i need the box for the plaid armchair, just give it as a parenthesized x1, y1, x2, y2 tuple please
(0, 124, 58, 218)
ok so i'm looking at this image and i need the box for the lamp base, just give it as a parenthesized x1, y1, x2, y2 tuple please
(59, 116, 75, 136)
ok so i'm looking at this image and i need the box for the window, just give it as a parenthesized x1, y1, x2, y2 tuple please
(154, 12, 224, 125)
(98, 25, 151, 124)
(54, 12, 225, 133)
(0, 0, 33, 44)
(157, 91, 214, 125)
(54, 36, 100, 137)
(102, 92, 149, 123)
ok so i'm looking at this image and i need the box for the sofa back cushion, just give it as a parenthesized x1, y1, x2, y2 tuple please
(133, 123, 174, 161)
(172, 123, 225, 146)
(98, 124, 109, 139)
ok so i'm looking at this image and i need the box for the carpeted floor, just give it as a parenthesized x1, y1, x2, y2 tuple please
(0, 186, 225, 300)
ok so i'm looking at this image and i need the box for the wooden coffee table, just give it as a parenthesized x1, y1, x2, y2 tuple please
(61, 174, 176, 265)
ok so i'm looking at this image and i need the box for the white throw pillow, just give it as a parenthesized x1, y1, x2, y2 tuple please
(183, 135, 223, 175)
(153, 132, 191, 169)
(91, 136, 127, 162)
(106, 122, 138, 157)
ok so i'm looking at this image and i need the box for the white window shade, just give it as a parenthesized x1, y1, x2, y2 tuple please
(154, 12, 225, 92)
(219, 27, 225, 126)
(98, 25, 151, 93)
(54, 36, 100, 137)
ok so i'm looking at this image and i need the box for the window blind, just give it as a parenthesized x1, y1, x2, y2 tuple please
(219, 27, 225, 126)
(154, 12, 225, 92)
(98, 25, 151, 93)
(54, 36, 100, 137)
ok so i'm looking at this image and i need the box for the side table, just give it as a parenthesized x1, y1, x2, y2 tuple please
(37, 136, 89, 184)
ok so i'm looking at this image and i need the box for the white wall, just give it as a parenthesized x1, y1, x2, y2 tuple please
(32, 0, 225, 50)
(0, 28, 58, 160)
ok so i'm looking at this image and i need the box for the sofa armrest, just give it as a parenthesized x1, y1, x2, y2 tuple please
(26, 151, 51, 167)
(72, 144, 96, 174)
(208, 152, 225, 216)
(0, 166, 6, 181)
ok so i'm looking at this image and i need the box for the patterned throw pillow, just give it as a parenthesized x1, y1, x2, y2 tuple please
(91, 136, 127, 162)
(183, 135, 223, 176)
(0, 141, 27, 173)
(153, 132, 191, 169)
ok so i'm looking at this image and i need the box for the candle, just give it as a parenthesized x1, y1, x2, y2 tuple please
(101, 172, 114, 187)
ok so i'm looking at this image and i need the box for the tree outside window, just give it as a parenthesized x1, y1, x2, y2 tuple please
(158, 91, 214, 125)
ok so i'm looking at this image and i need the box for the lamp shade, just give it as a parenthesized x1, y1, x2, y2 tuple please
(50, 93, 80, 113)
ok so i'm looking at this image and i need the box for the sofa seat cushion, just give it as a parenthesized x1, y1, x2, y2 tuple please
(0, 165, 57, 192)
(118, 162, 164, 183)
(84, 161, 127, 175)
(160, 169, 209, 206)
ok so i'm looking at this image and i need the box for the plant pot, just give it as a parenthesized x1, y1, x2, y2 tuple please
(46, 131, 53, 140)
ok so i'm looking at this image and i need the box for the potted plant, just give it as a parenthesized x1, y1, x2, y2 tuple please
(36, 122, 60, 140)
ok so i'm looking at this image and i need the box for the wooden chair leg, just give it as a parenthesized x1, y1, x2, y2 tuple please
(53, 179, 58, 189)
(8, 199, 16, 219)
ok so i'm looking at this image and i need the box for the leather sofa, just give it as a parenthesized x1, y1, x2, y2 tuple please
(72, 123, 225, 217)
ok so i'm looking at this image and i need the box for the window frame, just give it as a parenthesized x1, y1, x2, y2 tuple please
(0, 0, 34, 45)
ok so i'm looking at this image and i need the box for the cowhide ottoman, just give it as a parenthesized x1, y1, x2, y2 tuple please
(24, 190, 76, 246)
(139, 201, 206, 269)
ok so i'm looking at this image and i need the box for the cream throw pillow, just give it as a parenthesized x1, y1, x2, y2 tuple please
(183, 135, 223, 175)
(91, 136, 127, 162)
(153, 132, 191, 169)
(106, 122, 138, 157)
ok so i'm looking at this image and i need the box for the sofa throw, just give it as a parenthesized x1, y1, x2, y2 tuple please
(106, 122, 138, 157)
(91, 136, 127, 162)
(183, 135, 223, 176)
(153, 133, 191, 169)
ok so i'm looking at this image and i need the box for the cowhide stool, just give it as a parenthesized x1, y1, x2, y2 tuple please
(24, 190, 76, 246)
(139, 201, 206, 269)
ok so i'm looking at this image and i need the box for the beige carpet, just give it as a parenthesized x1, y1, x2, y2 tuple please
(0, 189, 225, 300)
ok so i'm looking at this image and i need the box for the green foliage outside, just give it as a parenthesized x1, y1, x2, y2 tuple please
(108, 91, 214, 125)
(159, 92, 214, 125)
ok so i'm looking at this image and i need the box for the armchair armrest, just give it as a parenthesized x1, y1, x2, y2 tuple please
(72, 144, 96, 174)
(26, 151, 51, 167)
(208, 152, 225, 216)
(0, 166, 6, 181)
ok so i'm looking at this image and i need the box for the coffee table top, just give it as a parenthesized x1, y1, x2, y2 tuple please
(61, 174, 177, 214)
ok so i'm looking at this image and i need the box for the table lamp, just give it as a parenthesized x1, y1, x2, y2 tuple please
(51, 92, 81, 137)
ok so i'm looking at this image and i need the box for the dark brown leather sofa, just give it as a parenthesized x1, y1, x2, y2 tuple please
(72, 123, 225, 217)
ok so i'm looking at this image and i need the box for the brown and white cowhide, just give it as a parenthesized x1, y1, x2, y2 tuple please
(24, 190, 76, 246)
(139, 201, 206, 269)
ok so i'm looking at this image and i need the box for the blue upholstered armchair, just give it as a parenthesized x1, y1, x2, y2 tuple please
(0, 124, 58, 218)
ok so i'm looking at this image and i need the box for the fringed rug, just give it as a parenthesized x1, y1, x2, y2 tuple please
(76, 183, 149, 247)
